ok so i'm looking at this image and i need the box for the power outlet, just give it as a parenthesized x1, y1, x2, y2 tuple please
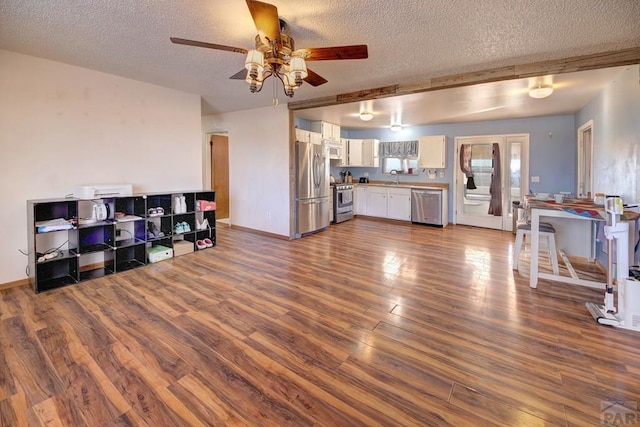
(115, 229, 121, 237)
(531, 176, 540, 183)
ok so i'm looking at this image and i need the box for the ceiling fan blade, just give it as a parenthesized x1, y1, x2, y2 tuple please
(294, 45, 368, 61)
(304, 68, 328, 87)
(245, 0, 281, 45)
(170, 37, 247, 54)
(229, 69, 248, 80)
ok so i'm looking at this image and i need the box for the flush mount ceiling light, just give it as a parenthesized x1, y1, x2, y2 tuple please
(359, 112, 374, 121)
(529, 84, 554, 99)
(390, 123, 402, 132)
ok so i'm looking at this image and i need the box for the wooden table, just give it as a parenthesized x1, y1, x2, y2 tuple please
(526, 196, 639, 289)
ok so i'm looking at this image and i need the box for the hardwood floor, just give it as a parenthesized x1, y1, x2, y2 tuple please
(1, 218, 638, 426)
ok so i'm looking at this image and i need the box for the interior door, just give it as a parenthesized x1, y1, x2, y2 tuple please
(454, 134, 528, 230)
(210, 134, 229, 220)
(577, 120, 593, 198)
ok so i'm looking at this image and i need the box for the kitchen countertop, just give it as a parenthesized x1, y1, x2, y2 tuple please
(350, 181, 449, 190)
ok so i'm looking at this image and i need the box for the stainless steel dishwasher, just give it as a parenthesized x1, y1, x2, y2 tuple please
(411, 189, 443, 226)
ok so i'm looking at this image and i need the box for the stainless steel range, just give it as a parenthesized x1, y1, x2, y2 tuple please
(332, 183, 354, 223)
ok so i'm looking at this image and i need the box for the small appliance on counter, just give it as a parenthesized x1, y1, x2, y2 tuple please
(359, 177, 369, 183)
(339, 171, 353, 183)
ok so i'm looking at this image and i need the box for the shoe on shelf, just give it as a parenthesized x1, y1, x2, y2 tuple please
(200, 218, 210, 230)
(156, 207, 165, 216)
(196, 240, 207, 250)
(147, 207, 158, 217)
(148, 221, 164, 239)
(203, 238, 213, 248)
(182, 221, 191, 232)
(174, 222, 185, 234)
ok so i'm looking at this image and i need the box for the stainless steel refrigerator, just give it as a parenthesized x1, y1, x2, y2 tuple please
(295, 140, 330, 237)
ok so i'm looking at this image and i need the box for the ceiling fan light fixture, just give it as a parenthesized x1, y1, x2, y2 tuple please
(244, 49, 264, 79)
(360, 112, 373, 121)
(288, 56, 308, 87)
(246, 73, 263, 92)
(529, 84, 553, 99)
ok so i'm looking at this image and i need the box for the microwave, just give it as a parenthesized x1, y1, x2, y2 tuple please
(326, 142, 342, 160)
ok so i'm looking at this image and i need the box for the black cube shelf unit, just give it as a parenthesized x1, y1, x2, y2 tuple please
(27, 190, 216, 293)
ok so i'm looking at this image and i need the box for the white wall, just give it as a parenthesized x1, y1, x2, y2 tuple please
(578, 65, 640, 203)
(0, 50, 203, 285)
(202, 106, 291, 237)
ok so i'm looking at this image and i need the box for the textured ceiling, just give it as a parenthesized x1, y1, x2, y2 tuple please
(1, 0, 639, 123)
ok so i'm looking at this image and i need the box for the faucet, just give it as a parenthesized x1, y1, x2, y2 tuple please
(389, 169, 401, 185)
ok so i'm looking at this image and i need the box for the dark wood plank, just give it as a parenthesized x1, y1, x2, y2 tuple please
(288, 47, 640, 110)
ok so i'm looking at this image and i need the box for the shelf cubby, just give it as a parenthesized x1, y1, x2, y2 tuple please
(115, 244, 146, 272)
(115, 217, 146, 247)
(79, 249, 115, 281)
(146, 216, 172, 241)
(34, 200, 77, 224)
(146, 194, 172, 217)
(115, 196, 146, 218)
(73, 224, 115, 254)
(35, 258, 79, 292)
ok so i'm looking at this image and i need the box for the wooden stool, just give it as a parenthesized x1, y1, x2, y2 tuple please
(513, 222, 559, 275)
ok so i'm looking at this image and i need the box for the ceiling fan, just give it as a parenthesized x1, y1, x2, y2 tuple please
(170, 0, 368, 102)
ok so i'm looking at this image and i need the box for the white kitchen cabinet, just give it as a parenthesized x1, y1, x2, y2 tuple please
(355, 185, 414, 222)
(387, 188, 412, 221)
(309, 131, 322, 145)
(418, 135, 446, 169)
(310, 121, 341, 143)
(367, 188, 388, 218)
(295, 128, 322, 145)
(361, 139, 380, 167)
(355, 186, 368, 215)
(295, 129, 310, 143)
(348, 139, 363, 166)
(341, 138, 379, 167)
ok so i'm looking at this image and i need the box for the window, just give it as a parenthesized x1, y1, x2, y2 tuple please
(382, 157, 418, 174)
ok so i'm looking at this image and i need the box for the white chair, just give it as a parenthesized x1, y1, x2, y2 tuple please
(513, 222, 559, 275)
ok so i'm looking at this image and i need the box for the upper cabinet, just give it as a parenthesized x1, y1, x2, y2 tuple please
(340, 139, 379, 167)
(295, 128, 310, 143)
(361, 139, 379, 167)
(295, 128, 322, 144)
(310, 121, 341, 143)
(418, 135, 447, 169)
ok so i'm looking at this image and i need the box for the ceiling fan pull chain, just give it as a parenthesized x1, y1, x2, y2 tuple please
(272, 77, 279, 107)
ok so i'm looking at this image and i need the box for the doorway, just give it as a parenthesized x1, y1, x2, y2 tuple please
(210, 134, 230, 221)
(577, 120, 593, 198)
(454, 134, 529, 230)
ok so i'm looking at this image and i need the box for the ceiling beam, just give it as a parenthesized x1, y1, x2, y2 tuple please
(288, 46, 640, 111)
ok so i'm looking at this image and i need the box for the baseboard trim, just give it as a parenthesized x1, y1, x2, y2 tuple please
(0, 278, 29, 291)
(229, 224, 290, 240)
